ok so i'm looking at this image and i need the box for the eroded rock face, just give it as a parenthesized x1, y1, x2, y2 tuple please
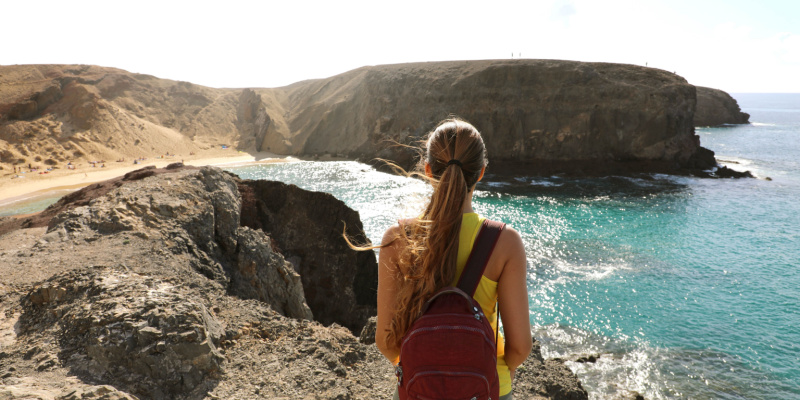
(2, 62, 744, 177)
(694, 86, 750, 127)
(237, 89, 272, 151)
(0, 165, 591, 399)
(20, 267, 225, 398)
(42, 166, 313, 321)
(232, 226, 312, 319)
(282, 60, 705, 174)
(238, 179, 378, 335)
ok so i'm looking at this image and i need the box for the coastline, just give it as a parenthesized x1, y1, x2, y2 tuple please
(0, 150, 297, 208)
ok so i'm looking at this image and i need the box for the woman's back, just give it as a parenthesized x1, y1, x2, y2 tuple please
(370, 118, 532, 399)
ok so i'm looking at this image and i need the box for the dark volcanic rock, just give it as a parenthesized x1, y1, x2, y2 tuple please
(513, 339, 589, 399)
(232, 226, 312, 319)
(694, 86, 750, 127)
(282, 60, 705, 175)
(359, 316, 378, 345)
(237, 179, 378, 335)
(0, 165, 591, 399)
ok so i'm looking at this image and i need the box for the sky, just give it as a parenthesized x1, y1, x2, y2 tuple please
(2, 0, 798, 92)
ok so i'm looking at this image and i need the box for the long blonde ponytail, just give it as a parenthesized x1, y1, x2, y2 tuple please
(388, 118, 487, 347)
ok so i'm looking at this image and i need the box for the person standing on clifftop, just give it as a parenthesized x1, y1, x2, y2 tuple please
(354, 118, 532, 399)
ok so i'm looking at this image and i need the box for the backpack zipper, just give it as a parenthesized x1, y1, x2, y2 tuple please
(406, 370, 491, 400)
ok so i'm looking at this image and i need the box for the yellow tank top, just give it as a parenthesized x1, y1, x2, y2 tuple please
(451, 213, 512, 396)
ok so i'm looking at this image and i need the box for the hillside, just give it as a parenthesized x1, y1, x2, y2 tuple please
(0, 65, 283, 172)
(1, 61, 748, 177)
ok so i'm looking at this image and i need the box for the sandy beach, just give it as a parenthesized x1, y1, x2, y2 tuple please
(0, 149, 297, 209)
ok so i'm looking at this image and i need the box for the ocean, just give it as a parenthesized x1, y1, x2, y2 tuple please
(2, 93, 798, 399)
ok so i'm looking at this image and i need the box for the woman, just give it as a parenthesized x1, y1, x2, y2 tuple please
(376, 118, 532, 399)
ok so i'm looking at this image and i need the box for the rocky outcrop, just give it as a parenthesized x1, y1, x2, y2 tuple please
(694, 86, 750, 127)
(0, 165, 588, 399)
(21, 266, 225, 398)
(237, 179, 378, 335)
(2, 62, 749, 177)
(0, 65, 272, 172)
(280, 60, 711, 175)
(512, 339, 589, 399)
(41, 166, 313, 321)
(236, 89, 272, 151)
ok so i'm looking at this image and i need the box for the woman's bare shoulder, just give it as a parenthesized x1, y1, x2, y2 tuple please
(381, 223, 403, 246)
(490, 222, 522, 247)
(497, 224, 526, 262)
(483, 223, 525, 280)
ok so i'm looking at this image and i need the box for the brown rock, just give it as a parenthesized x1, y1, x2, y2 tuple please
(513, 338, 589, 399)
(694, 86, 750, 127)
(1, 62, 742, 177)
(0, 163, 595, 400)
(282, 60, 704, 175)
(237, 179, 378, 334)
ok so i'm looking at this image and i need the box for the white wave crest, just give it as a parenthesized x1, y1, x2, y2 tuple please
(533, 324, 672, 400)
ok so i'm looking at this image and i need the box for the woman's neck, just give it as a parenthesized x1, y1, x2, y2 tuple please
(462, 189, 475, 214)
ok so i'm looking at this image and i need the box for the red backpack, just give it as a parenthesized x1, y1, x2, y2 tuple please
(396, 219, 505, 400)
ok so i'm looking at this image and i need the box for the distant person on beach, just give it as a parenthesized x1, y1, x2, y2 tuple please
(352, 118, 532, 399)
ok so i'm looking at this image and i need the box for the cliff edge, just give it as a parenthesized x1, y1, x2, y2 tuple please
(1, 61, 749, 178)
(694, 86, 750, 127)
(282, 60, 709, 175)
(0, 166, 588, 399)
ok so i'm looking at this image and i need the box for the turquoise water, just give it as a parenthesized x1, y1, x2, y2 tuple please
(0, 188, 77, 217)
(228, 94, 800, 399)
(2, 94, 797, 399)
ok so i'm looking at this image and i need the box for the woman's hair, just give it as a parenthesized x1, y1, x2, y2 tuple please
(387, 117, 488, 347)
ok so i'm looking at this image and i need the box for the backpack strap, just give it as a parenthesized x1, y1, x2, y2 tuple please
(456, 219, 505, 296)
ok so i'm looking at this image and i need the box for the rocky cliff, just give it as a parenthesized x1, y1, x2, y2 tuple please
(1, 62, 748, 177)
(0, 166, 588, 399)
(694, 86, 750, 127)
(281, 60, 709, 174)
(0, 65, 280, 170)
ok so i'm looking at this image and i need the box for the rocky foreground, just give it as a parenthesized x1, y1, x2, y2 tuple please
(1, 61, 750, 178)
(0, 165, 591, 400)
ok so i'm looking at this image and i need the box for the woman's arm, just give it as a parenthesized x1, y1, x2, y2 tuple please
(376, 224, 402, 363)
(497, 227, 533, 372)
